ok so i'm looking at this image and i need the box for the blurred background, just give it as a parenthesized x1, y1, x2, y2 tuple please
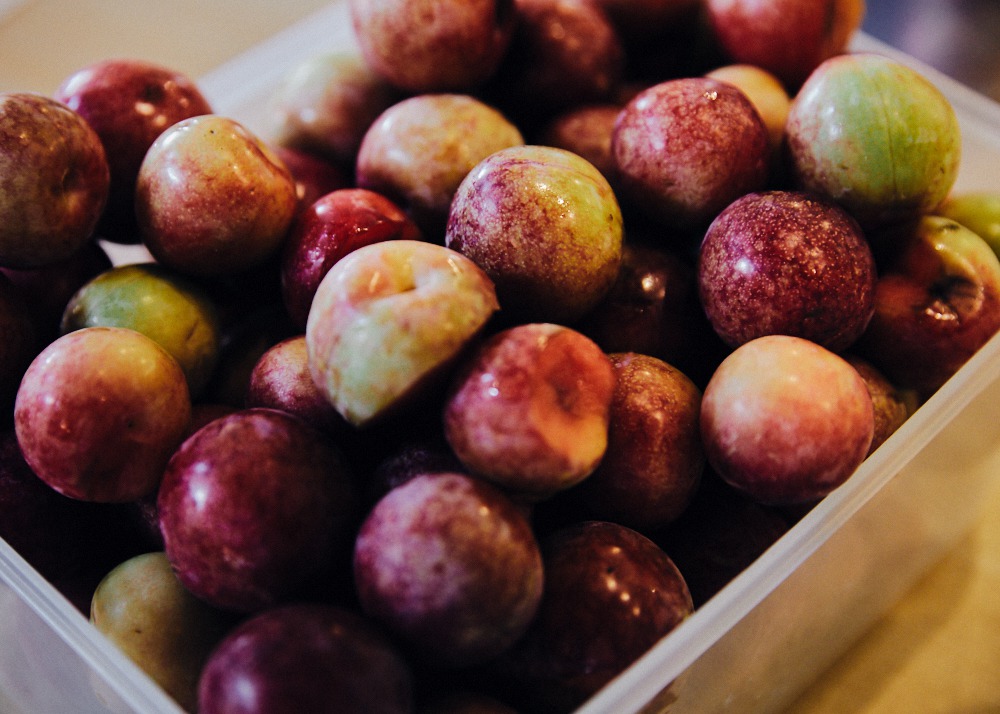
(863, 0, 1000, 101)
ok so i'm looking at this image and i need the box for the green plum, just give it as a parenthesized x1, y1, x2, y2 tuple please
(786, 52, 961, 230)
(91, 551, 234, 712)
(939, 191, 1000, 258)
(61, 263, 221, 398)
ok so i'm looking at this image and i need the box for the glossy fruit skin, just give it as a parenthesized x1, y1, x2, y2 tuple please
(90, 551, 233, 713)
(157, 408, 359, 613)
(700, 335, 875, 505)
(350, 0, 516, 93)
(0, 93, 109, 268)
(446, 145, 623, 324)
(356, 93, 524, 239)
(704, 0, 865, 90)
(280, 187, 421, 330)
(698, 190, 877, 352)
(61, 262, 221, 398)
(353, 472, 544, 667)
(14, 326, 191, 503)
(135, 114, 298, 277)
(55, 58, 213, 244)
(575, 352, 704, 531)
(855, 216, 1000, 398)
(443, 323, 617, 500)
(611, 77, 770, 231)
(495, 520, 693, 713)
(245, 335, 350, 438)
(306, 240, 499, 427)
(786, 52, 961, 230)
(198, 604, 414, 714)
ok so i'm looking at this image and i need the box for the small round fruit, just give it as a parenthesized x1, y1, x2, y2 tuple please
(157, 408, 358, 613)
(135, 114, 298, 276)
(90, 552, 232, 713)
(0, 93, 110, 268)
(61, 262, 221, 398)
(198, 604, 414, 714)
(700, 335, 874, 505)
(443, 323, 616, 499)
(356, 93, 524, 238)
(14, 326, 192, 502)
(697, 190, 877, 352)
(612, 77, 770, 231)
(446, 145, 623, 324)
(786, 53, 961, 230)
(353, 472, 544, 667)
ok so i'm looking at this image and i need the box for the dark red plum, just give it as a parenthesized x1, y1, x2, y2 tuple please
(353, 472, 544, 667)
(854, 216, 1000, 399)
(157, 408, 359, 613)
(575, 240, 729, 389)
(198, 604, 414, 714)
(54, 59, 213, 244)
(574, 352, 704, 532)
(698, 190, 877, 352)
(493, 520, 693, 713)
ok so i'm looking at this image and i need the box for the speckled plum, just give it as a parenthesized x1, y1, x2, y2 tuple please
(612, 77, 770, 232)
(135, 114, 298, 277)
(353, 471, 544, 667)
(697, 190, 877, 352)
(446, 145, 623, 324)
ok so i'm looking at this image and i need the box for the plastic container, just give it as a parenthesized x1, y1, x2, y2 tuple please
(4, 3, 1000, 713)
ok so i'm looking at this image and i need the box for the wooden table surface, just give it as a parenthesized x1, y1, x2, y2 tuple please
(1, 2, 999, 712)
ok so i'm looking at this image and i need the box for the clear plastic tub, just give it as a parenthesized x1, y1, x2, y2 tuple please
(4, 3, 1000, 713)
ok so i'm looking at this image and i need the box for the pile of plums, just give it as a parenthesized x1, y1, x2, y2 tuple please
(2, 0, 1000, 712)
